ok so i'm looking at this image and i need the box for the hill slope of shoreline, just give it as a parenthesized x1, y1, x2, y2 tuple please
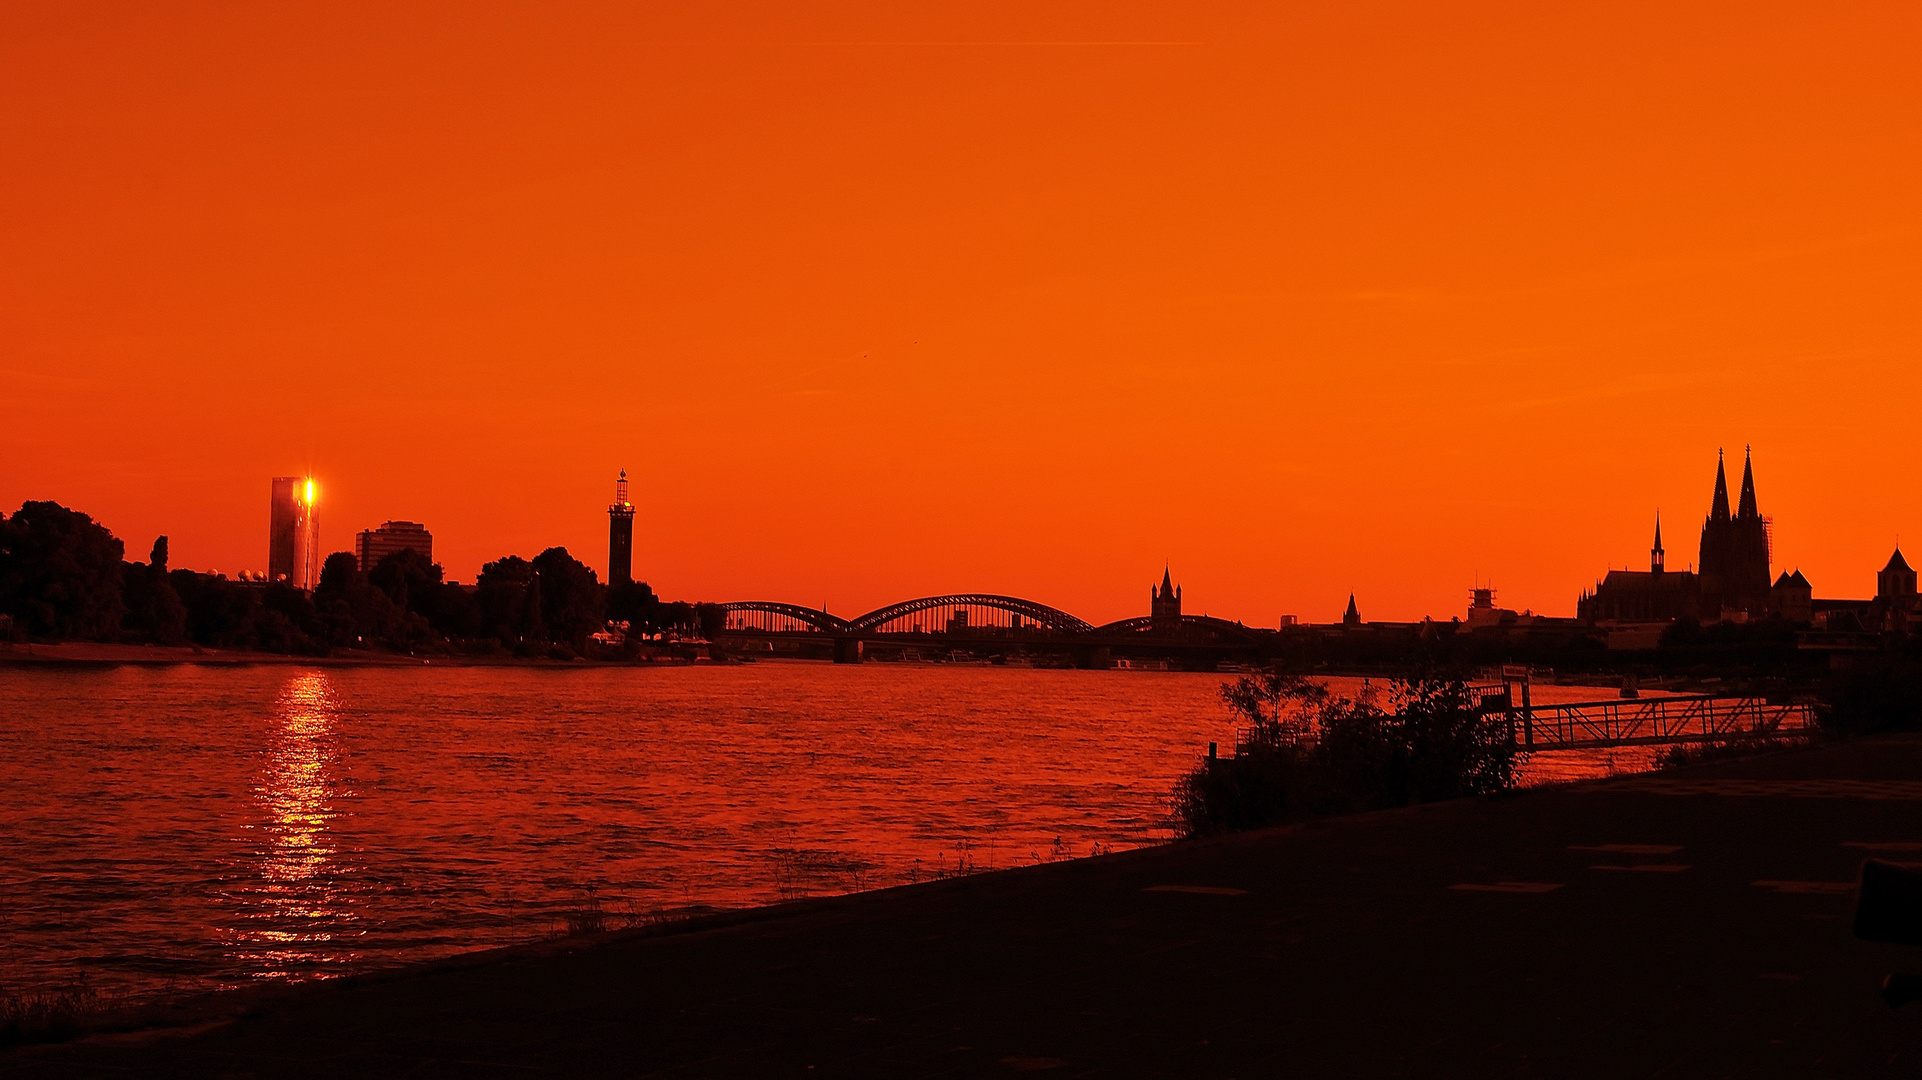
(9, 737, 1922, 1077)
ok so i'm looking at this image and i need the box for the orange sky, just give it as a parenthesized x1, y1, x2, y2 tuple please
(5, 2, 1920, 625)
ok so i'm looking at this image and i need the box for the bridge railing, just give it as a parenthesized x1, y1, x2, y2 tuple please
(1507, 694, 1818, 751)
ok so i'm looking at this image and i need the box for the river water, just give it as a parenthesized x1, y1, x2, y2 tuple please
(0, 663, 1648, 999)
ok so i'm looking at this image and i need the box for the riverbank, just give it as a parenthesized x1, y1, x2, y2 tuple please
(0, 642, 425, 665)
(0, 644, 1777, 693)
(8, 735, 1918, 1077)
(0, 642, 717, 667)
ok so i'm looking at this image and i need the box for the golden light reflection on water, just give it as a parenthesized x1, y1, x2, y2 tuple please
(229, 670, 356, 978)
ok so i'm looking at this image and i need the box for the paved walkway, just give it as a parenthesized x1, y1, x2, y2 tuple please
(10, 737, 1922, 1078)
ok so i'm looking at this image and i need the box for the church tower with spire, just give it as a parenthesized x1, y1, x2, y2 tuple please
(1697, 447, 1772, 616)
(1150, 567, 1182, 634)
(1651, 514, 1665, 574)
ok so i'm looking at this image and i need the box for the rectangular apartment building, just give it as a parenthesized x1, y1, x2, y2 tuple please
(356, 520, 433, 572)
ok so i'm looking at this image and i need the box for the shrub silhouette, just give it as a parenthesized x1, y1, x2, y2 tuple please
(1172, 669, 1522, 837)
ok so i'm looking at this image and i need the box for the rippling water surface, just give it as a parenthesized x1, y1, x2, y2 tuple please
(0, 663, 1642, 998)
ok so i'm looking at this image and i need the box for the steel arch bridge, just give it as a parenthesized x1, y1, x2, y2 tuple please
(849, 594, 1094, 635)
(714, 601, 852, 634)
(714, 595, 1094, 636)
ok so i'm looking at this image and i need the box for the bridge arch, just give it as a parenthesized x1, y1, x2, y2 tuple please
(850, 594, 1093, 635)
(714, 601, 852, 634)
(1091, 614, 1265, 642)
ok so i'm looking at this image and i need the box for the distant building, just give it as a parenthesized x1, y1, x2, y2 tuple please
(1150, 567, 1182, 634)
(1465, 586, 1520, 627)
(1873, 548, 1919, 631)
(1771, 570, 1813, 624)
(608, 469, 635, 587)
(1579, 449, 1779, 624)
(1578, 515, 1700, 622)
(268, 476, 320, 590)
(1342, 594, 1362, 626)
(356, 521, 433, 573)
(1808, 548, 1922, 632)
(1459, 583, 1573, 638)
(1878, 548, 1916, 604)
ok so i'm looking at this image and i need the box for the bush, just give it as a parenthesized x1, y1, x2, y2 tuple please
(1171, 669, 1522, 838)
(1656, 738, 1796, 769)
(1820, 650, 1922, 737)
(0, 981, 119, 1047)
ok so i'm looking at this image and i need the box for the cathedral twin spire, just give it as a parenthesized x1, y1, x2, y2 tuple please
(1709, 449, 1730, 522)
(1709, 446, 1761, 522)
(1699, 446, 1772, 610)
(1736, 447, 1760, 520)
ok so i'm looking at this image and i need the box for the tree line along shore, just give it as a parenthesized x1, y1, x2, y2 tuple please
(0, 499, 690, 661)
(8, 496, 1922, 738)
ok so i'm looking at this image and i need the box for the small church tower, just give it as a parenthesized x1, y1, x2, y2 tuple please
(1651, 514, 1665, 574)
(1878, 548, 1916, 604)
(1876, 548, 1916, 632)
(1151, 567, 1182, 634)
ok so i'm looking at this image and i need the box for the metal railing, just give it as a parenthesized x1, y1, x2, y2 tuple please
(1506, 694, 1817, 750)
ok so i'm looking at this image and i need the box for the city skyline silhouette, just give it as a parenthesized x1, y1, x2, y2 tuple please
(8, 6, 1922, 1075)
(5, 4, 1920, 625)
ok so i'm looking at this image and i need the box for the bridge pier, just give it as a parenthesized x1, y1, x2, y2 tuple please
(1074, 646, 1111, 670)
(833, 637, 864, 664)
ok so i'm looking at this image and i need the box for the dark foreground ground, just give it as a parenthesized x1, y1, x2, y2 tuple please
(10, 738, 1922, 1078)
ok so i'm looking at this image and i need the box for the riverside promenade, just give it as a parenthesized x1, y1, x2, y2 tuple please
(11, 737, 1922, 1078)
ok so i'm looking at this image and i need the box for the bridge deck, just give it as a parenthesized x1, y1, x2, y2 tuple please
(1506, 693, 1818, 751)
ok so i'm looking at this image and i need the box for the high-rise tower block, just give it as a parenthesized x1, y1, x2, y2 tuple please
(268, 476, 321, 590)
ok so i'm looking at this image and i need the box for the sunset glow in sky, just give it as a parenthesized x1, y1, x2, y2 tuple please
(5, 2, 1920, 624)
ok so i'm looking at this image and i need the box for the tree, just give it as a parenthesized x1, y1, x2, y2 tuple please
(658, 601, 697, 635)
(477, 555, 544, 649)
(369, 547, 438, 614)
(121, 535, 188, 644)
(259, 581, 323, 653)
(1220, 670, 1330, 749)
(171, 569, 258, 648)
(0, 501, 127, 640)
(431, 581, 481, 641)
(312, 551, 398, 648)
(531, 547, 604, 651)
(606, 579, 659, 627)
